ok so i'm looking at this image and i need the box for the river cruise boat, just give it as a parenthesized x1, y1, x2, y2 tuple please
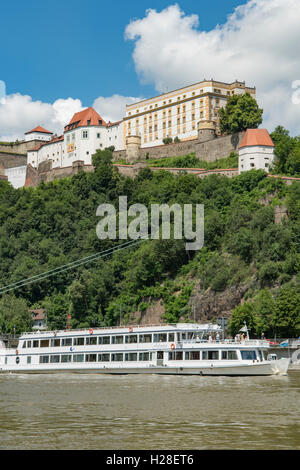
(0, 323, 290, 376)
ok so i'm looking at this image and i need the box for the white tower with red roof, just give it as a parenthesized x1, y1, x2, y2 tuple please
(238, 129, 275, 174)
(25, 126, 54, 142)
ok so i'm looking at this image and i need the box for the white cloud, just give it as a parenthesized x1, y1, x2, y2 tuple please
(125, 1, 300, 134)
(0, 92, 141, 142)
(93, 94, 142, 123)
(0, 93, 83, 141)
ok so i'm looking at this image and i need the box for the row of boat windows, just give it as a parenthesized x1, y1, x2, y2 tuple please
(13, 350, 262, 365)
(21, 332, 195, 348)
(35, 353, 152, 364)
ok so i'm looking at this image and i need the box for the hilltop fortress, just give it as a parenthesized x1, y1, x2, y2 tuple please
(0, 79, 282, 187)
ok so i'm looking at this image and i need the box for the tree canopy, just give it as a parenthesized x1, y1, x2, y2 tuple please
(219, 93, 263, 134)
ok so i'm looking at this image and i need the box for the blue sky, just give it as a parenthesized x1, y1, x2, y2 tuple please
(1, 0, 247, 105)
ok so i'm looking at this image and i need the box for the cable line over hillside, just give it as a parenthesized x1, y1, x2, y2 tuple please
(0, 239, 146, 295)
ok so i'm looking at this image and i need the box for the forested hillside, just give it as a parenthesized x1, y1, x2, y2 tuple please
(0, 149, 299, 338)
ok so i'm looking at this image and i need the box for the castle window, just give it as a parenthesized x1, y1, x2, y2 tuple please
(82, 130, 88, 139)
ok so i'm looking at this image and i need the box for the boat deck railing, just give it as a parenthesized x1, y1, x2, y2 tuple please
(181, 339, 270, 347)
(19, 323, 222, 337)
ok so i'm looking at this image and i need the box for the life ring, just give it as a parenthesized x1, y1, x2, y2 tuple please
(129, 327, 134, 333)
(89, 329, 93, 335)
(171, 343, 176, 350)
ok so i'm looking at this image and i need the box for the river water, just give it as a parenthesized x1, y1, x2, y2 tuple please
(0, 372, 299, 450)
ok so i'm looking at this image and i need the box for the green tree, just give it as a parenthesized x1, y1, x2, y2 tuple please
(270, 126, 296, 174)
(0, 295, 32, 334)
(219, 93, 263, 134)
(273, 286, 300, 337)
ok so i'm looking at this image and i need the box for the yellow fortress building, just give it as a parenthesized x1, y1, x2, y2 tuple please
(124, 79, 256, 148)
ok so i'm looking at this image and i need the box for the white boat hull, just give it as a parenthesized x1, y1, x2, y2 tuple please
(0, 360, 290, 376)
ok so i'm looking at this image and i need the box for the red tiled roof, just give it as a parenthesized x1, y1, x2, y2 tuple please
(25, 126, 53, 135)
(64, 107, 107, 132)
(30, 135, 64, 151)
(239, 129, 274, 149)
(29, 309, 45, 320)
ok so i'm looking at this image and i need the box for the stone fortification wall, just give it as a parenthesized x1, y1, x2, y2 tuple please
(0, 152, 27, 169)
(113, 128, 244, 164)
(25, 160, 94, 187)
(0, 139, 42, 154)
(195, 132, 245, 162)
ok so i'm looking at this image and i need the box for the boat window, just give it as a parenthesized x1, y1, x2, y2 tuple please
(168, 333, 175, 342)
(98, 354, 110, 362)
(125, 335, 138, 344)
(16, 357, 20, 364)
(241, 350, 257, 360)
(27, 356, 31, 364)
(158, 334, 167, 342)
(186, 351, 200, 360)
(27, 341, 32, 348)
(33, 340, 39, 348)
(99, 336, 110, 345)
(73, 337, 85, 346)
(86, 337, 97, 345)
(51, 338, 61, 347)
(86, 354, 97, 362)
(111, 353, 124, 362)
(39, 356, 49, 364)
(73, 354, 84, 363)
(125, 353, 138, 361)
(111, 336, 124, 345)
(61, 338, 72, 347)
(202, 351, 219, 360)
(22, 341, 26, 349)
(168, 351, 183, 360)
(258, 350, 263, 361)
(139, 352, 151, 361)
(61, 355, 72, 363)
(50, 355, 60, 363)
(188, 333, 194, 340)
(139, 334, 152, 343)
(40, 339, 50, 348)
(221, 351, 238, 360)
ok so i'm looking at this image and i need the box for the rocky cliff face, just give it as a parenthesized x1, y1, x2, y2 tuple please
(187, 283, 250, 323)
(131, 283, 249, 326)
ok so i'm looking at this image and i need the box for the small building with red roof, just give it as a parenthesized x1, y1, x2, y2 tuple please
(25, 125, 54, 143)
(238, 128, 275, 174)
